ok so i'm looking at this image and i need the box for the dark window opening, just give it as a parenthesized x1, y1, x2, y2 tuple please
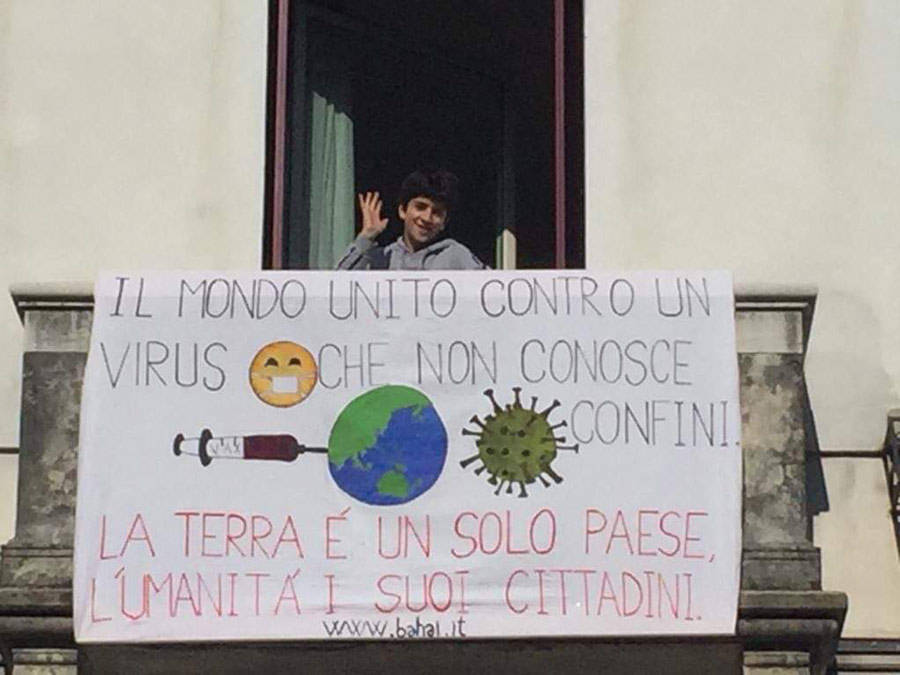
(264, 0, 584, 270)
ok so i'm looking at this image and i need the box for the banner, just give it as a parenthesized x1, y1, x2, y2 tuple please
(74, 270, 741, 642)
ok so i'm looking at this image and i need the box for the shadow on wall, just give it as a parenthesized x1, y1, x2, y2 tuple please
(806, 290, 895, 451)
(805, 381, 828, 522)
(805, 290, 897, 549)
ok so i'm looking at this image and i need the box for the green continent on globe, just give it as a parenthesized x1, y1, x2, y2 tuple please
(376, 467, 410, 498)
(328, 385, 431, 470)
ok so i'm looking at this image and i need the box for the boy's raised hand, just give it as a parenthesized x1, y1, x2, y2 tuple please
(358, 191, 389, 240)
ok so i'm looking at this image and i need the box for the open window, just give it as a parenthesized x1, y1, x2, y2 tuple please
(264, 0, 583, 270)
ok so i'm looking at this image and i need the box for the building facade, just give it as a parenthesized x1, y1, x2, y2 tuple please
(1, 1, 899, 672)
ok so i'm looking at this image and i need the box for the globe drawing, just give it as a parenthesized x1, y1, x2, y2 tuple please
(328, 385, 448, 506)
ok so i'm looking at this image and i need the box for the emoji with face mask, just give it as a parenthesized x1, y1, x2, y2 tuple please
(248, 341, 318, 407)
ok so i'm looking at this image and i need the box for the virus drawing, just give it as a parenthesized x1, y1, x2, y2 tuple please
(460, 387, 578, 497)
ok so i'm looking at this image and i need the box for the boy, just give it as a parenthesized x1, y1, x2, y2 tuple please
(336, 168, 488, 270)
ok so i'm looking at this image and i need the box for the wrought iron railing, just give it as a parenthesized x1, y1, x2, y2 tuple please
(885, 411, 900, 557)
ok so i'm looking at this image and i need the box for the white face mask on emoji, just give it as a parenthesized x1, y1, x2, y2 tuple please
(271, 375, 299, 394)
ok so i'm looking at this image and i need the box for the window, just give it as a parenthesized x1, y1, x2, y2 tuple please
(264, 0, 583, 270)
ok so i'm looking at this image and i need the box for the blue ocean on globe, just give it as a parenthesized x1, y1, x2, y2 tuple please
(328, 386, 448, 506)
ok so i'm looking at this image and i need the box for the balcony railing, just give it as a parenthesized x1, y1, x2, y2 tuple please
(884, 410, 900, 559)
(0, 282, 848, 675)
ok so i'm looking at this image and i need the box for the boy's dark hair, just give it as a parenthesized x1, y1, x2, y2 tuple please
(397, 168, 459, 214)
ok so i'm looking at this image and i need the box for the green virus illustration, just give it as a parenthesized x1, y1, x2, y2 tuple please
(460, 387, 578, 497)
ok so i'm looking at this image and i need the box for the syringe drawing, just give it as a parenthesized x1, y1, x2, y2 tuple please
(173, 430, 326, 467)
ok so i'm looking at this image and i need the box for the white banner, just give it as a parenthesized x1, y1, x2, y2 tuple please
(74, 270, 741, 642)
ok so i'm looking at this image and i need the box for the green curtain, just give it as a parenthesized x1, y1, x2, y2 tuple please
(305, 18, 355, 270)
(307, 90, 354, 269)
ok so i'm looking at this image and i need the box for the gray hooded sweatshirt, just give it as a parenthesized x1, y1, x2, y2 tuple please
(335, 234, 488, 271)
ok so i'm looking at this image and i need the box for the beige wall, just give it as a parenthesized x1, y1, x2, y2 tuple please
(816, 457, 900, 639)
(584, 0, 900, 636)
(0, 0, 269, 544)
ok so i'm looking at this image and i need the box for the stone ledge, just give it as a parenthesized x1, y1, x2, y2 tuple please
(738, 591, 847, 619)
(0, 588, 72, 616)
(732, 283, 818, 299)
(0, 616, 74, 646)
(739, 619, 840, 675)
(741, 547, 821, 592)
(11, 647, 78, 668)
(9, 283, 94, 322)
(743, 650, 810, 667)
(737, 591, 847, 675)
(77, 640, 743, 675)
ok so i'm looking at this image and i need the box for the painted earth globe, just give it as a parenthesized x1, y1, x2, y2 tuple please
(328, 385, 448, 505)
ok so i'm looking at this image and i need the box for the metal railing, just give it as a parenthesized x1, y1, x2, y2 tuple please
(884, 411, 900, 558)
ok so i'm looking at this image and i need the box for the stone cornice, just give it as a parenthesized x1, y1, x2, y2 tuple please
(9, 283, 94, 323)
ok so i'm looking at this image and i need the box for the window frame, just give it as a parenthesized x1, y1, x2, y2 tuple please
(262, 0, 584, 270)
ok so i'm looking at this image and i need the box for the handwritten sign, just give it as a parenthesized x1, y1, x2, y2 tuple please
(74, 270, 741, 642)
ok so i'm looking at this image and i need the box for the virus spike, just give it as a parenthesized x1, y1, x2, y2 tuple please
(544, 466, 564, 484)
(469, 415, 485, 429)
(558, 444, 580, 453)
(537, 474, 551, 487)
(484, 389, 502, 413)
(475, 465, 486, 475)
(540, 399, 562, 417)
(488, 474, 498, 486)
(530, 397, 537, 410)
(460, 455, 480, 468)
(517, 482, 528, 498)
(551, 420, 568, 430)
(512, 387, 522, 406)
(506, 482, 514, 495)
(461, 428, 481, 437)
(494, 480, 506, 496)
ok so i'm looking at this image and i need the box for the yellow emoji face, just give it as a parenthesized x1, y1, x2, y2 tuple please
(248, 341, 318, 407)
